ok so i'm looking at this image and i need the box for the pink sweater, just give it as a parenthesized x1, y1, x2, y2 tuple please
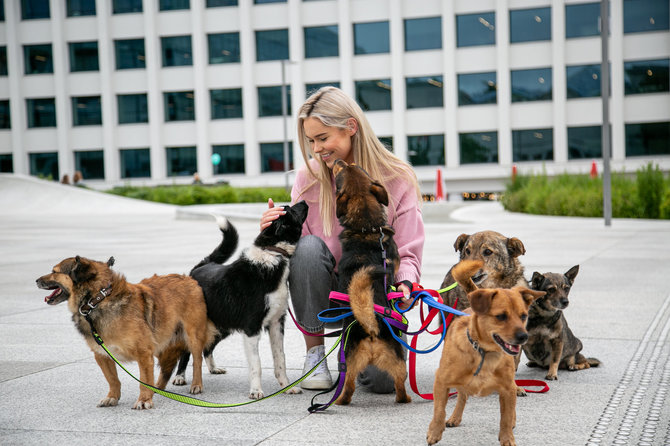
(291, 159, 424, 285)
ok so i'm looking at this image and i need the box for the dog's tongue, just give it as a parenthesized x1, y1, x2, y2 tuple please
(45, 288, 61, 302)
(506, 343, 520, 354)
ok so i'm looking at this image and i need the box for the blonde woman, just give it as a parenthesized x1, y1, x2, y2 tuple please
(261, 87, 425, 391)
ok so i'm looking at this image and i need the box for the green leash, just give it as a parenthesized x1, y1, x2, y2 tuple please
(89, 321, 344, 408)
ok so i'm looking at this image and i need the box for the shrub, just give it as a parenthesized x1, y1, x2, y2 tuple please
(106, 184, 291, 205)
(636, 162, 665, 219)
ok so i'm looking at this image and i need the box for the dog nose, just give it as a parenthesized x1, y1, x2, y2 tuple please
(560, 298, 569, 308)
(515, 331, 528, 345)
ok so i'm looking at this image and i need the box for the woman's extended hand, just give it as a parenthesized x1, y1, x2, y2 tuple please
(260, 198, 287, 231)
(395, 282, 414, 311)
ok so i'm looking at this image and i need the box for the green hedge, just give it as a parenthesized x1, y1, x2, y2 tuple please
(106, 184, 291, 206)
(501, 162, 669, 219)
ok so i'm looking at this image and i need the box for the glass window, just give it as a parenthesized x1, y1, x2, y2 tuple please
(69, 41, 99, 72)
(566, 3, 601, 38)
(162, 36, 192, 67)
(0, 1, 4, 21)
(458, 72, 497, 105)
(0, 47, 7, 75)
(208, 33, 240, 64)
(67, 0, 96, 16)
(405, 17, 442, 51)
(408, 134, 445, 166)
(406, 76, 443, 109)
(355, 79, 392, 111)
(21, 0, 50, 20)
(72, 96, 102, 126)
(379, 136, 393, 152)
(255, 0, 285, 3)
(260, 142, 293, 173)
(512, 128, 554, 161)
(24, 44, 53, 74)
(29, 152, 59, 180)
(120, 148, 151, 178)
(304, 25, 339, 58)
(624, 0, 669, 33)
(0, 99, 10, 128)
(26, 98, 56, 128)
(117, 94, 148, 124)
(568, 125, 603, 159)
(460, 132, 498, 164)
(75, 150, 104, 180)
(212, 144, 245, 174)
(113, 0, 142, 13)
(115, 39, 145, 69)
(210, 88, 243, 119)
(164, 91, 195, 121)
(624, 59, 669, 95)
(511, 68, 552, 102)
(207, 0, 237, 6)
(159, 0, 190, 10)
(306, 82, 340, 96)
(354, 21, 390, 55)
(625, 122, 670, 156)
(510, 7, 551, 43)
(457, 12, 496, 47)
(256, 29, 289, 61)
(258, 86, 291, 117)
(567, 64, 602, 98)
(166, 146, 197, 177)
(0, 154, 13, 173)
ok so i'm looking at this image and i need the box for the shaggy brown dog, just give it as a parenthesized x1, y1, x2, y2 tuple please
(524, 265, 601, 380)
(36, 256, 212, 409)
(427, 260, 545, 446)
(439, 231, 528, 311)
(332, 159, 410, 405)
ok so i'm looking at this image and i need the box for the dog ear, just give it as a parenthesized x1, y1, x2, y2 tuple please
(454, 234, 469, 253)
(107, 257, 115, 267)
(516, 287, 546, 307)
(530, 271, 544, 290)
(507, 237, 526, 257)
(370, 181, 389, 206)
(565, 265, 579, 283)
(71, 256, 95, 284)
(469, 289, 496, 314)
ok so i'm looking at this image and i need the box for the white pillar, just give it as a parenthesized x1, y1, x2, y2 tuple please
(192, 0, 211, 179)
(443, 0, 458, 168)
(5, 0, 25, 174)
(390, 0, 407, 161)
(610, 0, 625, 161)
(496, 0, 512, 167)
(50, 0, 71, 179)
(338, 0, 353, 95)
(143, 0, 165, 180)
(239, 0, 259, 175)
(96, 0, 118, 183)
(552, 0, 567, 163)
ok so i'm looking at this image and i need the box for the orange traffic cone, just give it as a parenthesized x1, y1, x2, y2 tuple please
(435, 169, 444, 201)
(590, 161, 598, 179)
(512, 164, 518, 182)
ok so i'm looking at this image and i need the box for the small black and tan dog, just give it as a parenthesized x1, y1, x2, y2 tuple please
(523, 265, 601, 380)
(331, 159, 410, 405)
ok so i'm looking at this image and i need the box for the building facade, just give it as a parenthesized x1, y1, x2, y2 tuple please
(0, 0, 668, 194)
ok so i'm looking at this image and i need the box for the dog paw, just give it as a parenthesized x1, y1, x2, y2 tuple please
(190, 384, 203, 394)
(132, 399, 154, 410)
(97, 397, 119, 407)
(172, 374, 186, 386)
(209, 367, 227, 375)
(426, 426, 444, 445)
(516, 386, 528, 397)
(284, 386, 302, 395)
(249, 389, 264, 400)
(445, 417, 461, 428)
(395, 393, 411, 404)
(335, 395, 351, 405)
(545, 373, 558, 380)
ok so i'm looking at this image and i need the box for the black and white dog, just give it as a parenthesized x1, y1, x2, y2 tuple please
(173, 201, 309, 399)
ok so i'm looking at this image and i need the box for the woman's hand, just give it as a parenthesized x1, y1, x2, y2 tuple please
(395, 282, 414, 311)
(260, 198, 286, 231)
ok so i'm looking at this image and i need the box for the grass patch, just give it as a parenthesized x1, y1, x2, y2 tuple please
(106, 184, 291, 206)
(501, 162, 669, 219)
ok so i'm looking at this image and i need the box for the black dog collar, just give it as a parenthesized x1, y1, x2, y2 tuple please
(79, 284, 112, 316)
(467, 328, 487, 376)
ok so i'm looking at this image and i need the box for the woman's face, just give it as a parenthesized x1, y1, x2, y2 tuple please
(303, 116, 356, 169)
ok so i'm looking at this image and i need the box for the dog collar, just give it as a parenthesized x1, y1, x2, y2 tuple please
(263, 246, 291, 257)
(79, 284, 112, 316)
(466, 328, 487, 377)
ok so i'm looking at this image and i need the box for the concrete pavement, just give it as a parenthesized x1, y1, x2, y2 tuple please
(1, 173, 670, 445)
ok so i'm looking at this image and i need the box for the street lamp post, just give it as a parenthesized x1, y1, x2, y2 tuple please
(601, 0, 612, 226)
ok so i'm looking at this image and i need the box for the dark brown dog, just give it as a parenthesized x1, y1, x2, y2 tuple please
(439, 231, 528, 311)
(36, 256, 212, 409)
(332, 159, 410, 405)
(427, 260, 545, 446)
(523, 265, 601, 380)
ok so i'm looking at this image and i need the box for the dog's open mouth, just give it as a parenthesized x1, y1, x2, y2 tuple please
(493, 334, 521, 355)
(38, 282, 69, 305)
(472, 270, 488, 285)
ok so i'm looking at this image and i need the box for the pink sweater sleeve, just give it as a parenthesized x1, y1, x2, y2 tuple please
(387, 178, 424, 285)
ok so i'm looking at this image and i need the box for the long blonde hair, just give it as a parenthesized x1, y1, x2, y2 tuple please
(295, 86, 421, 235)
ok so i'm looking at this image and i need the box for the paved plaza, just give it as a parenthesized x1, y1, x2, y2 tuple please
(1, 173, 670, 445)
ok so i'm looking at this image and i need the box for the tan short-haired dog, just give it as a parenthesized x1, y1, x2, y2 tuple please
(426, 260, 545, 446)
(36, 256, 212, 409)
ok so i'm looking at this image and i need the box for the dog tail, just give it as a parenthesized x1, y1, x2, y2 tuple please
(190, 216, 239, 274)
(586, 357, 601, 367)
(348, 266, 380, 337)
(451, 260, 484, 294)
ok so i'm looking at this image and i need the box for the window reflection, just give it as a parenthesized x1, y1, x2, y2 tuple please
(120, 148, 151, 178)
(166, 146, 197, 177)
(458, 72, 497, 105)
(408, 134, 445, 166)
(457, 12, 495, 47)
(460, 132, 498, 164)
(624, 59, 669, 95)
(624, 0, 669, 33)
(512, 128, 553, 161)
(354, 21, 390, 55)
(511, 68, 552, 102)
(304, 26, 339, 58)
(510, 8, 551, 43)
(355, 79, 392, 111)
(566, 3, 601, 38)
(405, 17, 442, 51)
